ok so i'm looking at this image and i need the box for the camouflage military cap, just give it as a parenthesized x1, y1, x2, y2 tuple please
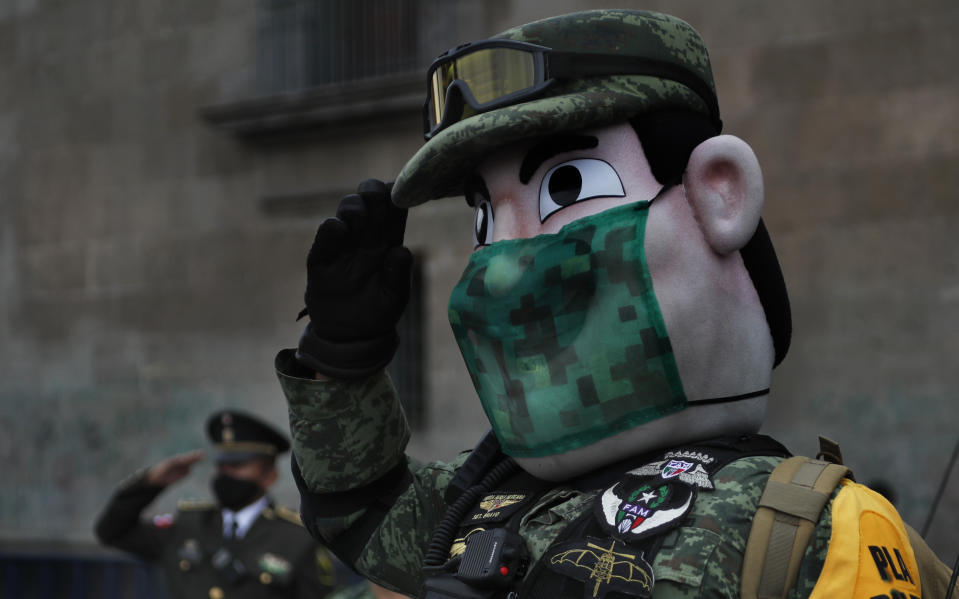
(392, 10, 719, 207)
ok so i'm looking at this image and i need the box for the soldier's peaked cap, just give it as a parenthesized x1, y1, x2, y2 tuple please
(206, 409, 290, 464)
(392, 9, 719, 207)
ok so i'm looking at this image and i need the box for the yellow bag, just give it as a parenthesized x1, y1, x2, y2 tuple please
(808, 478, 921, 599)
(741, 437, 950, 598)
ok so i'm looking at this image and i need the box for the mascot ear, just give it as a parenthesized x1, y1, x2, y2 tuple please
(683, 135, 764, 255)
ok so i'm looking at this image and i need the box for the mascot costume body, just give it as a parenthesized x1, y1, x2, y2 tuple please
(276, 10, 952, 599)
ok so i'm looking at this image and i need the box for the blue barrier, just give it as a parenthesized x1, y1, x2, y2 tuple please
(0, 552, 167, 599)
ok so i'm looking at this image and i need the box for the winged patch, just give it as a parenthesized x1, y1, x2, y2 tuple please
(627, 459, 714, 490)
(547, 536, 654, 599)
(598, 479, 694, 542)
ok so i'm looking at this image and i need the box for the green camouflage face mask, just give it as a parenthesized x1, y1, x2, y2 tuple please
(448, 190, 687, 457)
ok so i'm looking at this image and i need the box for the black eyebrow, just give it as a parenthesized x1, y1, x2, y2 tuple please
(519, 134, 598, 184)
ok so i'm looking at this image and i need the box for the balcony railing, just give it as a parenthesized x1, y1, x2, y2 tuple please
(258, 0, 424, 92)
(204, 0, 485, 138)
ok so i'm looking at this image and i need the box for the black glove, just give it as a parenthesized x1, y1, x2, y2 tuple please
(296, 179, 413, 379)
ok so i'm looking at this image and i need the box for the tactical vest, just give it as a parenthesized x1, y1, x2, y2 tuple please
(421, 434, 794, 599)
(421, 435, 940, 599)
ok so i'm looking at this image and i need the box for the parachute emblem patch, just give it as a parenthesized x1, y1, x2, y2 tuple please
(547, 536, 654, 599)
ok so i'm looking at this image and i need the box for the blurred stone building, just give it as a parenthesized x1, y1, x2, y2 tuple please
(1, 0, 957, 593)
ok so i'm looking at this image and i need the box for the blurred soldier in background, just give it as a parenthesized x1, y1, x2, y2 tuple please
(95, 409, 337, 599)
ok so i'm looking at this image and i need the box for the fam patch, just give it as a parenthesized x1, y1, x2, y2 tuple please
(596, 477, 694, 542)
(547, 536, 654, 599)
(626, 450, 715, 489)
(464, 492, 531, 524)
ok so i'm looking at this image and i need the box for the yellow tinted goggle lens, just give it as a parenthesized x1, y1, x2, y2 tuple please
(430, 63, 454, 127)
(429, 47, 537, 128)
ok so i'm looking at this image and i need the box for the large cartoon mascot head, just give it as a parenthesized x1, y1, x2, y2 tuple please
(393, 10, 791, 480)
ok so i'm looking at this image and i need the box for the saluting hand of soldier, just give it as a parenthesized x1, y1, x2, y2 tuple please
(295, 178, 413, 380)
(145, 449, 205, 487)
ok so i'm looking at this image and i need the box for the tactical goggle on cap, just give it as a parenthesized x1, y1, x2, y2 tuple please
(392, 10, 721, 208)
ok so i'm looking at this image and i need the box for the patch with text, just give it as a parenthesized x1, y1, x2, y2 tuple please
(597, 476, 694, 542)
(464, 492, 531, 524)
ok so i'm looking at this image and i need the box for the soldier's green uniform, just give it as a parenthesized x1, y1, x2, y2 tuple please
(278, 363, 832, 599)
(95, 471, 336, 599)
(95, 409, 337, 599)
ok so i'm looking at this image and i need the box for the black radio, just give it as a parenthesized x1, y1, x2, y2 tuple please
(421, 528, 528, 599)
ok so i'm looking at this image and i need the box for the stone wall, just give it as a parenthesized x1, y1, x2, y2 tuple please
(1, 0, 956, 565)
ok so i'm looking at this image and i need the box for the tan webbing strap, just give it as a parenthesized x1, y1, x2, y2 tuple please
(759, 481, 831, 521)
(741, 456, 851, 599)
(905, 522, 954, 598)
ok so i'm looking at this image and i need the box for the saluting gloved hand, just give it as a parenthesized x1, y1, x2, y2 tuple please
(296, 179, 413, 379)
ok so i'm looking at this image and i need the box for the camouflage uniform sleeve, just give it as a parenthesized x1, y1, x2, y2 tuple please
(276, 349, 465, 596)
(353, 457, 466, 595)
(277, 349, 411, 492)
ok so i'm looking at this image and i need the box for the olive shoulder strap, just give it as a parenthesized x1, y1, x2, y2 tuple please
(740, 438, 851, 599)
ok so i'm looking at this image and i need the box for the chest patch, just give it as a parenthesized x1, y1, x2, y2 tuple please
(259, 552, 292, 576)
(596, 477, 694, 542)
(546, 536, 654, 599)
(464, 491, 531, 524)
(627, 450, 715, 490)
(152, 513, 174, 528)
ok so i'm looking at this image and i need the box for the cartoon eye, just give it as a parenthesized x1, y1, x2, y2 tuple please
(538, 158, 625, 222)
(473, 199, 494, 247)
(464, 176, 494, 248)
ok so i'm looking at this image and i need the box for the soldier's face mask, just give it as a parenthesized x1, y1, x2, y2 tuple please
(212, 473, 264, 511)
(448, 189, 688, 458)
